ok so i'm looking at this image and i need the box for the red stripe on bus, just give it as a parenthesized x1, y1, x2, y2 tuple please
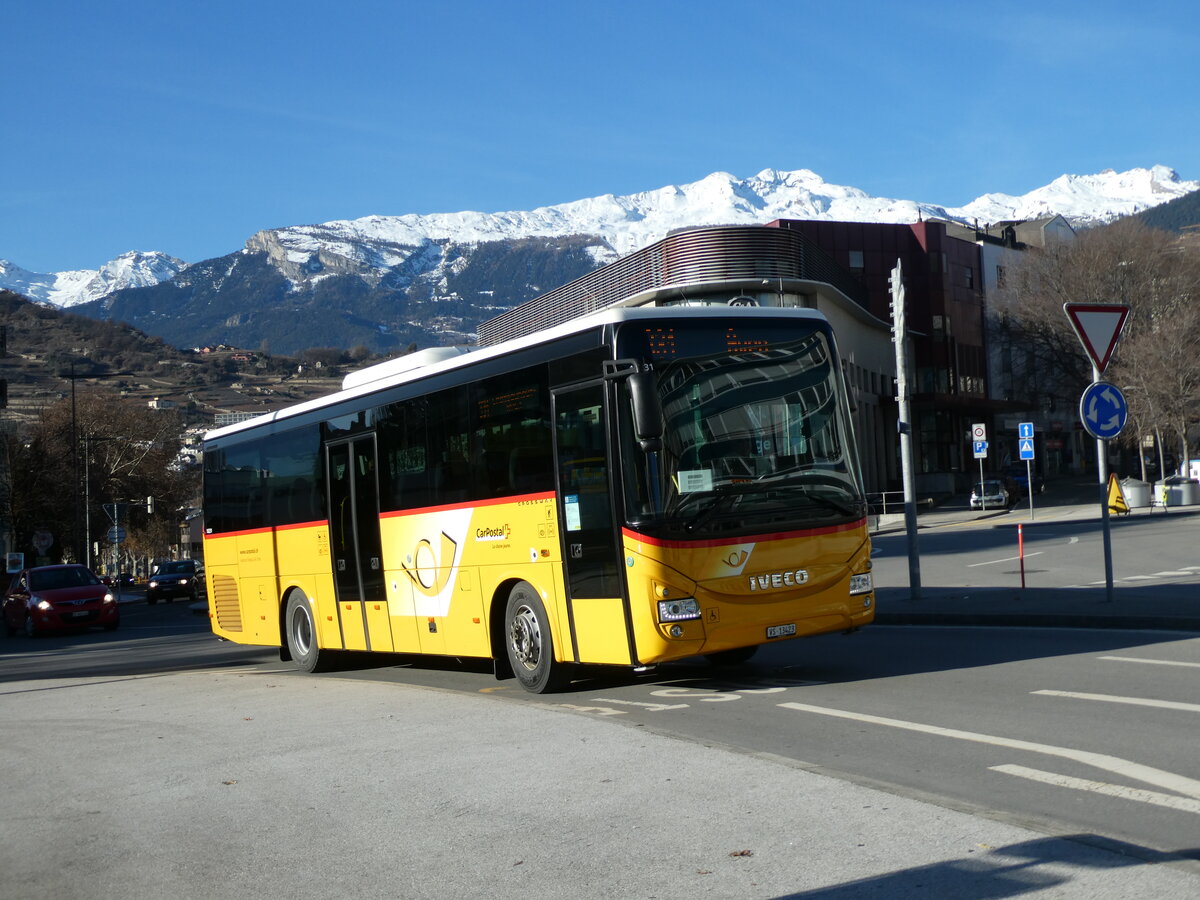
(621, 518, 867, 549)
(205, 491, 558, 538)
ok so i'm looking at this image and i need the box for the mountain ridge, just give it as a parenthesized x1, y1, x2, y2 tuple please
(3, 165, 1197, 356)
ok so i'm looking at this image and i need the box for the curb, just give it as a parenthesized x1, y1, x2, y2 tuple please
(874, 612, 1200, 632)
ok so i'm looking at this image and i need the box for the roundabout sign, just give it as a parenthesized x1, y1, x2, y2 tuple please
(1079, 381, 1128, 441)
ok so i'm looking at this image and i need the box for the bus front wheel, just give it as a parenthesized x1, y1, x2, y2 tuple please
(285, 590, 328, 673)
(504, 582, 568, 693)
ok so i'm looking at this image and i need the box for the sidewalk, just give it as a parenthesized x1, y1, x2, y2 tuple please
(872, 479, 1200, 631)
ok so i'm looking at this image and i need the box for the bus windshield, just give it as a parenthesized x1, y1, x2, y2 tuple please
(618, 319, 865, 538)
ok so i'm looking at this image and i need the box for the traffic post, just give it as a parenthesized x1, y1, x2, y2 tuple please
(1019, 421, 1036, 520)
(1064, 302, 1130, 602)
(971, 423, 988, 509)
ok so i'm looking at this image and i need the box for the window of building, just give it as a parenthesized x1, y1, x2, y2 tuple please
(847, 250, 864, 272)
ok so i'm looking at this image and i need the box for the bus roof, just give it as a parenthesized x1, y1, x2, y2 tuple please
(203, 304, 830, 443)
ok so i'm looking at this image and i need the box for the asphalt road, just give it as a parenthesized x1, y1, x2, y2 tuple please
(5, 601, 1199, 896)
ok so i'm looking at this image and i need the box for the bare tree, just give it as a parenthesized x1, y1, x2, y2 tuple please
(996, 219, 1200, 475)
(6, 390, 198, 566)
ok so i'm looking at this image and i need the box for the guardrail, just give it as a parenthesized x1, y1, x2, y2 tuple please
(867, 491, 907, 516)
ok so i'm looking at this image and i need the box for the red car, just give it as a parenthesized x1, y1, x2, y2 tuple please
(3, 565, 120, 637)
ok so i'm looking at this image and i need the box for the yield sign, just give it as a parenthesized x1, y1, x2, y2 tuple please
(1063, 303, 1129, 374)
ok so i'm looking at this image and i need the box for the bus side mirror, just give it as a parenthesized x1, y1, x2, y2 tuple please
(629, 372, 663, 451)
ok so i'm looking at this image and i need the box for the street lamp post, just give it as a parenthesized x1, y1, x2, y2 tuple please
(66, 367, 137, 568)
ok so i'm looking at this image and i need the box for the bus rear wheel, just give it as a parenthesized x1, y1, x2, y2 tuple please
(285, 590, 328, 673)
(504, 582, 568, 693)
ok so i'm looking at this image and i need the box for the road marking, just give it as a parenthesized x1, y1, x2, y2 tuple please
(778, 701, 1200, 799)
(967, 551, 1043, 568)
(558, 703, 627, 716)
(588, 698, 689, 711)
(1033, 689, 1200, 714)
(991, 765, 1200, 815)
(1100, 655, 1200, 670)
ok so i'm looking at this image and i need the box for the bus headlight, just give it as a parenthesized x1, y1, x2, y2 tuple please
(658, 598, 701, 622)
(849, 573, 873, 595)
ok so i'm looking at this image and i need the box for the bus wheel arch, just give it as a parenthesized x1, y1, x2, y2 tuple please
(283, 588, 330, 673)
(489, 578, 522, 680)
(501, 580, 569, 693)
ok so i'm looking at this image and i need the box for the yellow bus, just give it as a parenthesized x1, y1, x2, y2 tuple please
(202, 306, 874, 692)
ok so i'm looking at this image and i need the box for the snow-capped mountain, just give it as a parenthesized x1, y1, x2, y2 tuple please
(0, 251, 188, 308)
(3, 165, 1195, 356)
(4, 165, 1194, 311)
(246, 164, 1198, 288)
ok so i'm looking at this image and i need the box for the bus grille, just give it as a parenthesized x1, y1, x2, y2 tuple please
(210, 574, 244, 632)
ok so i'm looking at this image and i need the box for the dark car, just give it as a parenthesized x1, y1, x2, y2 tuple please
(147, 559, 203, 604)
(1004, 464, 1045, 496)
(3, 564, 120, 637)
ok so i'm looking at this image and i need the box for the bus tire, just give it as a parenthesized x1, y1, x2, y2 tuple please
(284, 590, 328, 673)
(504, 582, 568, 693)
(705, 645, 758, 666)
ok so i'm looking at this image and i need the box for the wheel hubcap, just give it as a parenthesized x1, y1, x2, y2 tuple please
(292, 608, 312, 655)
(509, 604, 541, 671)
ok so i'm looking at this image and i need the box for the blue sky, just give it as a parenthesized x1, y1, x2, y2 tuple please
(3, 0, 1197, 273)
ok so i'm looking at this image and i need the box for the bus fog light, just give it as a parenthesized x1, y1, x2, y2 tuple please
(658, 598, 701, 622)
(669, 624, 684, 638)
(849, 573, 873, 595)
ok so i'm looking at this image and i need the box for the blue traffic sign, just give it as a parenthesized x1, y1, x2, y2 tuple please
(1018, 421, 1034, 440)
(973, 440, 988, 458)
(1079, 382, 1128, 441)
(1019, 438, 1035, 460)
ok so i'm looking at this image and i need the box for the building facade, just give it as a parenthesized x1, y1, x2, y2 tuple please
(771, 219, 1001, 494)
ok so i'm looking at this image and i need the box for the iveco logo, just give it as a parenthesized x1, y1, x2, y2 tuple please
(748, 569, 809, 591)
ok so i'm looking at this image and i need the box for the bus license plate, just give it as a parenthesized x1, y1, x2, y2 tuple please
(766, 623, 796, 639)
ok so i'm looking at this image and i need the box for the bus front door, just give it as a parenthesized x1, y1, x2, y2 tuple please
(326, 437, 392, 652)
(552, 383, 632, 665)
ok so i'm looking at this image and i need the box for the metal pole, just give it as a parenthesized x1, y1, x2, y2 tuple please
(1093, 363, 1114, 603)
(1026, 458, 1034, 520)
(892, 260, 921, 601)
(1019, 523, 1026, 589)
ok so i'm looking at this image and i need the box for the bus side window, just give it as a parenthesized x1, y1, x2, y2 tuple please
(510, 446, 549, 492)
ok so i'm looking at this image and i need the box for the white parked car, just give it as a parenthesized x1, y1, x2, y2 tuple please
(970, 479, 1010, 510)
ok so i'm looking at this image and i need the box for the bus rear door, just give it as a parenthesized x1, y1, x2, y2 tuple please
(326, 436, 394, 652)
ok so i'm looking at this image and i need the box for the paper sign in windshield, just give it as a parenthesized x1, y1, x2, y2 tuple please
(677, 470, 714, 493)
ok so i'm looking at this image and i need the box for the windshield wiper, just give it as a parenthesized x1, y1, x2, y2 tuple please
(798, 492, 866, 518)
(683, 482, 780, 532)
(682, 482, 864, 533)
